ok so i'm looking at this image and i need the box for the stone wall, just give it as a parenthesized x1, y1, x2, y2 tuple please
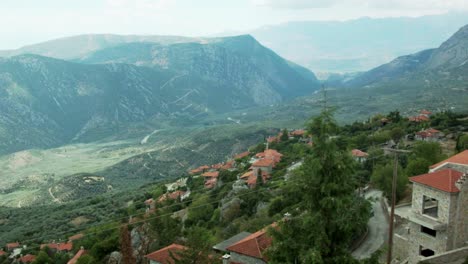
(394, 234, 409, 261)
(430, 163, 468, 174)
(418, 245, 468, 264)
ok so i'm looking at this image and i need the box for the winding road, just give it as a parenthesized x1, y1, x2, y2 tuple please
(352, 189, 388, 259)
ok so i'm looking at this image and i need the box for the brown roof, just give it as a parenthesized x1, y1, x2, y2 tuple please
(145, 244, 187, 264)
(67, 248, 87, 264)
(226, 225, 274, 260)
(158, 191, 186, 203)
(6, 242, 20, 250)
(201, 171, 219, 178)
(68, 234, 84, 241)
(430, 150, 468, 169)
(252, 159, 274, 167)
(19, 254, 36, 263)
(0, 250, 6, 256)
(205, 178, 217, 189)
(409, 115, 430, 122)
(420, 110, 432, 115)
(234, 151, 250, 160)
(290, 129, 306, 136)
(221, 160, 235, 170)
(240, 171, 254, 179)
(351, 149, 368, 157)
(410, 169, 464, 193)
(41, 241, 73, 251)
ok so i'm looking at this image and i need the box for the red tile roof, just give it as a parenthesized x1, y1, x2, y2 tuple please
(67, 248, 87, 264)
(352, 149, 368, 158)
(221, 160, 235, 170)
(241, 171, 254, 179)
(267, 136, 279, 143)
(189, 168, 203, 174)
(68, 234, 84, 241)
(226, 225, 274, 260)
(410, 169, 464, 193)
(144, 198, 154, 205)
(0, 250, 6, 256)
(158, 191, 186, 203)
(19, 254, 36, 263)
(6, 242, 20, 250)
(409, 115, 430, 122)
(234, 151, 250, 160)
(211, 163, 224, 169)
(205, 178, 217, 189)
(252, 159, 274, 167)
(430, 150, 468, 169)
(290, 129, 306, 136)
(420, 110, 432, 115)
(201, 171, 219, 178)
(145, 244, 187, 264)
(41, 241, 73, 251)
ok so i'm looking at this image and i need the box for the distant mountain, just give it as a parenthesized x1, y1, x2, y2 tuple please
(242, 12, 468, 73)
(0, 34, 197, 59)
(346, 24, 468, 87)
(0, 35, 319, 154)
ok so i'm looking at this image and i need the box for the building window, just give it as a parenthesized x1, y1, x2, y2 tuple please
(419, 246, 435, 257)
(422, 195, 438, 218)
(420, 225, 436, 237)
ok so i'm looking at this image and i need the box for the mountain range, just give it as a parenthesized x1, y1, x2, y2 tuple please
(0, 35, 319, 154)
(245, 12, 468, 73)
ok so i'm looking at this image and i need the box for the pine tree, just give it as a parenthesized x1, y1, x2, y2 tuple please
(267, 109, 373, 264)
(120, 225, 136, 264)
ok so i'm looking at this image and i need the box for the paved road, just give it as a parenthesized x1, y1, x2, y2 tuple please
(352, 189, 389, 259)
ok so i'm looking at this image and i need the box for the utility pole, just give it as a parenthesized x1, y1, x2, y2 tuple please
(384, 147, 411, 264)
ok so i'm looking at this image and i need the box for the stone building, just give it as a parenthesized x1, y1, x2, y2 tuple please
(395, 150, 468, 263)
(223, 225, 273, 264)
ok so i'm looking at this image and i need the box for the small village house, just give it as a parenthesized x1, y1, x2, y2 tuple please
(351, 149, 369, 163)
(67, 247, 87, 264)
(145, 244, 187, 264)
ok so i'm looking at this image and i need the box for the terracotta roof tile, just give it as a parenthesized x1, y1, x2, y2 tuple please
(430, 150, 468, 169)
(6, 242, 20, 250)
(410, 169, 464, 193)
(252, 159, 274, 167)
(234, 151, 250, 160)
(202, 171, 219, 178)
(352, 149, 368, 157)
(0, 250, 6, 256)
(145, 244, 187, 264)
(41, 241, 73, 251)
(226, 225, 274, 260)
(67, 249, 87, 264)
(19, 254, 36, 263)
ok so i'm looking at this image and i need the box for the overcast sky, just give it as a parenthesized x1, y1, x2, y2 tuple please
(1, 0, 467, 49)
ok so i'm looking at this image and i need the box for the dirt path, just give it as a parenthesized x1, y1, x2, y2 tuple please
(48, 187, 60, 203)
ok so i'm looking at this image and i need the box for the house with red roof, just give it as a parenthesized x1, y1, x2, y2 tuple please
(252, 159, 274, 176)
(408, 115, 430, 123)
(415, 128, 443, 142)
(41, 241, 73, 252)
(429, 150, 468, 173)
(395, 164, 468, 263)
(201, 171, 220, 189)
(6, 242, 20, 251)
(19, 254, 36, 263)
(224, 225, 274, 264)
(158, 190, 188, 203)
(351, 149, 369, 162)
(420, 109, 432, 116)
(67, 247, 87, 264)
(145, 243, 187, 264)
(234, 151, 250, 160)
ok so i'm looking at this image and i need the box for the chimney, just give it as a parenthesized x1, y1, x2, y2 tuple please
(222, 254, 231, 264)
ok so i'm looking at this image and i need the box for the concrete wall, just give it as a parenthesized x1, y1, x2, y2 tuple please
(229, 252, 267, 264)
(394, 234, 409, 261)
(418, 246, 468, 264)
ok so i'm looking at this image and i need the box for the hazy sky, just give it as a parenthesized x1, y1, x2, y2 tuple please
(1, 0, 467, 49)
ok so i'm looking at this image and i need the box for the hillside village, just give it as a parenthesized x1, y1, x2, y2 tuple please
(0, 109, 467, 264)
